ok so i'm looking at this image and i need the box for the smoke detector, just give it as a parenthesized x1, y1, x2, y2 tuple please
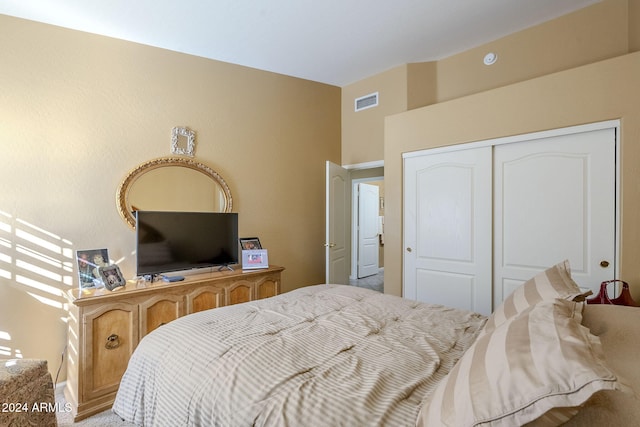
(483, 52, 498, 65)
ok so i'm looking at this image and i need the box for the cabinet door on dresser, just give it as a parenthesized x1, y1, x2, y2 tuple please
(139, 294, 184, 337)
(186, 285, 224, 313)
(82, 302, 138, 402)
(256, 275, 280, 299)
(227, 280, 254, 305)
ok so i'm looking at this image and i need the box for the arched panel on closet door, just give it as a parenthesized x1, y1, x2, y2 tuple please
(403, 147, 493, 315)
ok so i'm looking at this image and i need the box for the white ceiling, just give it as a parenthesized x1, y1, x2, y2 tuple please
(0, 0, 599, 86)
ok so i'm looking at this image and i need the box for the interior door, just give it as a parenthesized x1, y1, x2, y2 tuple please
(493, 127, 616, 306)
(325, 161, 350, 284)
(403, 147, 493, 315)
(357, 183, 380, 278)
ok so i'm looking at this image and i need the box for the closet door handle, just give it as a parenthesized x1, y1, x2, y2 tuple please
(600, 260, 610, 268)
(406, 247, 412, 253)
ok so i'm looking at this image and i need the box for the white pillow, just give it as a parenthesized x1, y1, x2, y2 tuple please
(483, 260, 582, 334)
(417, 298, 619, 427)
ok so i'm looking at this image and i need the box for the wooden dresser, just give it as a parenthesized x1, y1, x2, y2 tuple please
(64, 265, 284, 422)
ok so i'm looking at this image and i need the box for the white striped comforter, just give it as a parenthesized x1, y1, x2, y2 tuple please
(113, 284, 486, 427)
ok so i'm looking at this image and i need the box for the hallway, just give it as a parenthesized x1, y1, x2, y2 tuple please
(349, 268, 383, 293)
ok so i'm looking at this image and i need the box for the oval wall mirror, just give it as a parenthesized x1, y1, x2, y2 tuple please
(116, 157, 233, 229)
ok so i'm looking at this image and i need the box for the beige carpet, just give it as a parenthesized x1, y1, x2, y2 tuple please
(55, 386, 134, 426)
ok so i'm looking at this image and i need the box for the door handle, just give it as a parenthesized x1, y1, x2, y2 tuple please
(324, 243, 336, 248)
(406, 247, 412, 252)
(600, 260, 610, 268)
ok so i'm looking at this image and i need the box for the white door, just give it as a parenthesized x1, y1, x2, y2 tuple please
(404, 147, 493, 315)
(493, 127, 616, 306)
(325, 161, 350, 284)
(357, 183, 380, 278)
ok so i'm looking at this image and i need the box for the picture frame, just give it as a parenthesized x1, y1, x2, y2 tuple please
(76, 248, 109, 288)
(239, 237, 262, 250)
(170, 126, 196, 157)
(98, 264, 127, 291)
(242, 249, 268, 270)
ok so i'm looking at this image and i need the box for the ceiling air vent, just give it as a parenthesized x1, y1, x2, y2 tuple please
(354, 92, 379, 112)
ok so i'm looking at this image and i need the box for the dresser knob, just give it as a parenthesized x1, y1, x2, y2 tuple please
(105, 334, 120, 350)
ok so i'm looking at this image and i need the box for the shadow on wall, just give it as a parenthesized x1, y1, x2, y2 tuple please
(0, 209, 74, 368)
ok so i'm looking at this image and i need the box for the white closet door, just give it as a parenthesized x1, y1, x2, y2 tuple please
(493, 128, 616, 306)
(404, 147, 493, 315)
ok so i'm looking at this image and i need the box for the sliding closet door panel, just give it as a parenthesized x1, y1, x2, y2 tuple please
(404, 147, 492, 315)
(494, 128, 615, 306)
(415, 270, 475, 312)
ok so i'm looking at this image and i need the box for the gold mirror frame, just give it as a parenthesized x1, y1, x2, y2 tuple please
(116, 157, 233, 229)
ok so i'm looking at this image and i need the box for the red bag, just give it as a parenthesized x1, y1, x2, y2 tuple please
(586, 280, 638, 306)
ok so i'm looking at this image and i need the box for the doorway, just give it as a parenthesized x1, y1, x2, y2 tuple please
(326, 162, 384, 290)
(348, 179, 384, 291)
(351, 177, 383, 275)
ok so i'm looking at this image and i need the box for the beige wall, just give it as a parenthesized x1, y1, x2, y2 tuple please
(341, 66, 407, 165)
(406, 62, 438, 110)
(630, 0, 640, 51)
(436, 0, 630, 101)
(342, 0, 638, 165)
(385, 52, 640, 300)
(0, 15, 340, 380)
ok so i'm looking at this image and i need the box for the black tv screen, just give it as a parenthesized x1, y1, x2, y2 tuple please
(136, 211, 238, 277)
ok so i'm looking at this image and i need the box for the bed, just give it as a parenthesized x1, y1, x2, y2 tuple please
(113, 261, 640, 426)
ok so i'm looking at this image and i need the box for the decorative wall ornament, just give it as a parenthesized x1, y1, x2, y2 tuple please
(171, 126, 196, 157)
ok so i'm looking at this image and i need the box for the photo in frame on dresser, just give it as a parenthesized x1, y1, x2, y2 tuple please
(242, 249, 268, 270)
(239, 237, 262, 250)
(98, 264, 127, 291)
(75, 248, 109, 288)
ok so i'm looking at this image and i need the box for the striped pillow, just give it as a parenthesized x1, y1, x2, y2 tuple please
(483, 260, 582, 334)
(417, 298, 619, 427)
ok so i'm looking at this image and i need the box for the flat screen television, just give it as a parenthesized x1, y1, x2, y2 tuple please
(136, 211, 238, 277)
